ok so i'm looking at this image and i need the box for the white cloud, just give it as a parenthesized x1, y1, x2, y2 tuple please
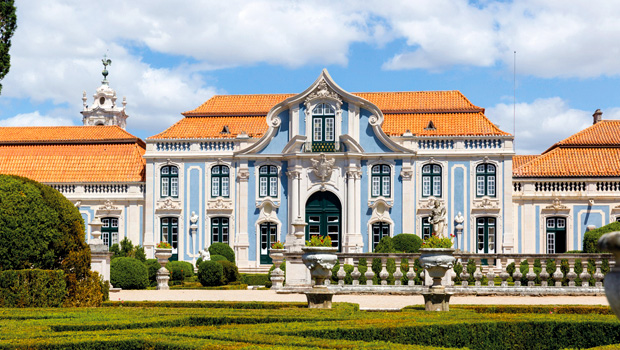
(0, 111, 75, 127)
(486, 97, 593, 155)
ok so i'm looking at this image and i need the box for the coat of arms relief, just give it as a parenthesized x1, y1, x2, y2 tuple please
(310, 153, 336, 190)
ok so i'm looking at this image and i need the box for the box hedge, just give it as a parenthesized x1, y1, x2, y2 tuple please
(0, 269, 66, 307)
(197, 260, 223, 286)
(110, 257, 149, 289)
(584, 222, 620, 253)
(208, 242, 235, 263)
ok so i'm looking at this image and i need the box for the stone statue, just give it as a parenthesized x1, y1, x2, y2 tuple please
(198, 248, 210, 261)
(454, 212, 464, 230)
(429, 199, 447, 236)
(190, 211, 199, 225)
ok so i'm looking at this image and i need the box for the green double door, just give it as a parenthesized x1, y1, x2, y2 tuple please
(305, 191, 341, 251)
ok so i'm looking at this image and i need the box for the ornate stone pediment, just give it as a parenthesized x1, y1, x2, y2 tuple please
(542, 198, 569, 213)
(156, 197, 182, 214)
(368, 197, 394, 223)
(304, 80, 342, 105)
(310, 154, 336, 188)
(207, 197, 233, 212)
(96, 200, 122, 216)
(471, 196, 500, 212)
(417, 197, 444, 214)
(612, 204, 620, 213)
(256, 198, 280, 224)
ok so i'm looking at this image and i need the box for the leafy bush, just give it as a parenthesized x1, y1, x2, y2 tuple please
(110, 257, 149, 289)
(392, 233, 422, 253)
(198, 260, 224, 286)
(209, 255, 228, 262)
(208, 243, 235, 263)
(0, 269, 66, 307)
(584, 221, 620, 253)
(64, 270, 106, 307)
(166, 261, 194, 283)
(331, 263, 354, 284)
(110, 238, 146, 263)
(241, 274, 269, 286)
(145, 259, 160, 286)
(374, 236, 395, 253)
(218, 260, 240, 284)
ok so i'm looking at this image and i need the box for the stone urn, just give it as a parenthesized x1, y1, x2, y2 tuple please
(419, 248, 456, 287)
(598, 231, 620, 320)
(269, 248, 286, 289)
(301, 246, 338, 309)
(154, 248, 173, 290)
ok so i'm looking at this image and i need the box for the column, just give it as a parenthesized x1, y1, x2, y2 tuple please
(235, 166, 250, 270)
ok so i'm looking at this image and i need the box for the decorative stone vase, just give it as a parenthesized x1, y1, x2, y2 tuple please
(419, 248, 456, 287)
(154, 248, 173, 290)
(301, 246, 338, 309)
(301, 246, 338, 286)
(598, 231, 620, 320)
(269, 248, 286, 289)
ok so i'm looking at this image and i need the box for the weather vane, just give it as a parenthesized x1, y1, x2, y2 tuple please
(101, 53, 112, 84)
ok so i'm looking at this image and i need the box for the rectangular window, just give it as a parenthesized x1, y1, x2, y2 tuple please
(211, 177, 219, 197)
(222, 177, 229, 197)
(422, 217, 431, 240)
(269, 177, 278, 197)
(260, 226, 268, 255)
(325, 117, 334, 141)
(476, 176, 485, 196)
(372, 176, 380, 197)
(423, 177, 431, 197)
(171, 178, 179, 197)
(487, 176, 495, 196)
(433, 176, 441, 197)
(382, 177, 390, 197)
(162, 178, 169, 197)
(259, 177, 268, 197)
(313, 118, 322, 141)
(103, 232, 109, 247)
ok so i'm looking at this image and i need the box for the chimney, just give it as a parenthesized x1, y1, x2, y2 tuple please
(593, 109, 603, 124)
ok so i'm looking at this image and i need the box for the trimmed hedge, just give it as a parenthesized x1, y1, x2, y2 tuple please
(217, 260, 240, 284)
(208, 243, 235, 263)
(393, 233, 423, 253)
(103, 300, 307, 309)
(197, 260, 223, 286)
(0, 269, 66, 307)
(584, 222, 620, 253)
(209, 254, 227, 262)
(166, 261, 195, 282)
(241, 273, 269, 286)
(110, 257, 149, 290)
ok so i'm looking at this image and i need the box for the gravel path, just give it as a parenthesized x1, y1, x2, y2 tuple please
(113, 290, 609, 310)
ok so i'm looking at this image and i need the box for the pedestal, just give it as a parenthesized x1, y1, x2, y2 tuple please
(305, 287, 334, 309)
(422, 286, 452, 312)
(269, 249, 286, 289)
(154, 248, 172, 291)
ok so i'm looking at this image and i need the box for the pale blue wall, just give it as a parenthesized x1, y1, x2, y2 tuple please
(341, 102, 349, 136)
(359, 108, 391, 153)
(184, 163, 205, 261)
(258, 110, 290, 154)
(448, 162, 469, 251)
(574, 205, 607, 250)
(299, 103, 306, 137)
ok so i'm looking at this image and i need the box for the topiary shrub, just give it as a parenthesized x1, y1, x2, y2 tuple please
(208, 243, 235, 263)
(583, 222, 620, 253)
(0, 269, 67, 307)
(393, 233, 423, 253)
(144, 259, 160, 286)
(374, 236, 395, 253)
(209, 255, 227, 262)
(166, 261, 194, 283)
(241, 273, 269, 286)
(110, 257, 148, 289)
(217, 260, 240, 284)
(198, 260, 224, 287)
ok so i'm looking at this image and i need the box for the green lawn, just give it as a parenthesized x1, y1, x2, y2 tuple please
(0, 302, 619, 349)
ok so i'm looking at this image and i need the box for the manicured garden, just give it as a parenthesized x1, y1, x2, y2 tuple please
(0, 302, 619, 349)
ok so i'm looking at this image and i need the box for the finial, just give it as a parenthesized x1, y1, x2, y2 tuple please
(101, 53, 112, 85)
(82, 91, 87, 108)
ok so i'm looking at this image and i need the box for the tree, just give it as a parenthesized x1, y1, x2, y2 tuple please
(0, 0, 17, 94)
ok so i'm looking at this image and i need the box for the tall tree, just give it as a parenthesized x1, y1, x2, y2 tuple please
(0, 0, 16, 95)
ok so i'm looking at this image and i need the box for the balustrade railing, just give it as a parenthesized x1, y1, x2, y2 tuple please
(299, 252, 613, 294)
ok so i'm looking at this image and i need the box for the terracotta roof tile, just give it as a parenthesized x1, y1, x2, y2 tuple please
(149, 116, 267, 140)
(183, 94, 294, 116)
(382, 112, 510, 136)
(0, 143, 146, 183)
(0, 126, 140, 144)
(513, 155, 538, 169)
(513, 147, 620, 178)
(544, 120, 620, 153)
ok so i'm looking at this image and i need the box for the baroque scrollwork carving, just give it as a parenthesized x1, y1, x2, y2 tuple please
(207, 197, 233, 210)
(400, 168, 413, 180)
(311, 153, 336, 183)
(304, 80, 342, 105)
(158, 197, 182, 210)
(237, 169, 250, 181)
(544, 198, 568, 212)
(101, 200, 118, 210)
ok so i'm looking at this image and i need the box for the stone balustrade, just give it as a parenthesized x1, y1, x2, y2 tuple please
(283, 252, 613, 295)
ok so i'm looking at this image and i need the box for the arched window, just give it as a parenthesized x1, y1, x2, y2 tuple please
(211, 165, 230, 198)
(312, 102, 336, 152)
(371, 164, 391, 197)
(211, 217, 229, 244)
(161, 165, 179, 198)
(476, 163, 496, 197)
(422, 164, 442, 197)
(259, 165, 278, 197)
(371, 222, 390, 251)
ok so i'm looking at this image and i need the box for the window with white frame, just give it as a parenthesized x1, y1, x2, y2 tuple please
(371, 164, 391, 197)
(259, 165, 278, 197)
(211, 217, 229, 244)
(476, 163, 496, 197)
(422, 164, 442, 197)
(211, 165, 230, 198)
(371, 222, 390, 251)
(161, 165, 179, 198)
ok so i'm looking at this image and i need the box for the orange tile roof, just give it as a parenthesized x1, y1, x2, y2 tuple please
(0, 143, 146, 183)
(513, 155, 538, 169)
(149, 116, 267, 140)
(545, 120, 620, 153)
(0, 126, 141, 144)
(382, 112, 510, 137)
(513, 147, 620, 178)
(182, 91, 483, 116)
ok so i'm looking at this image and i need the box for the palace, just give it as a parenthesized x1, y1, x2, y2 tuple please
(1, 68, 618, 273)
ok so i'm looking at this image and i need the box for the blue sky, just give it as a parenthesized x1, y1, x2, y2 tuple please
(1, 0, 620, 155)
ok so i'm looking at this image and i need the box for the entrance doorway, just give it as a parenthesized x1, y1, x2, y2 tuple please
(546, 217, 567, 254)
(305, 191, 341, 251)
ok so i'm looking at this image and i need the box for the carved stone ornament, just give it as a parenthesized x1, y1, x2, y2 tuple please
(311, 153, 336, 183)
(475, 197, 499, 209)
(207, 197, 233, 210)
(612, 204, 620, 213)
(545, 198, 568, 212)
(305, 80, 342, 105)
(101, 200, 118, 211)
(158, 197, 181, 210)
(346, 167, 362, 180)
(96, 199, 122, 216)
(368, 197, 394, 223)
(237, 169, 250, 181)
(400, 168, 413, 180)
(256, 198, 280, 224)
